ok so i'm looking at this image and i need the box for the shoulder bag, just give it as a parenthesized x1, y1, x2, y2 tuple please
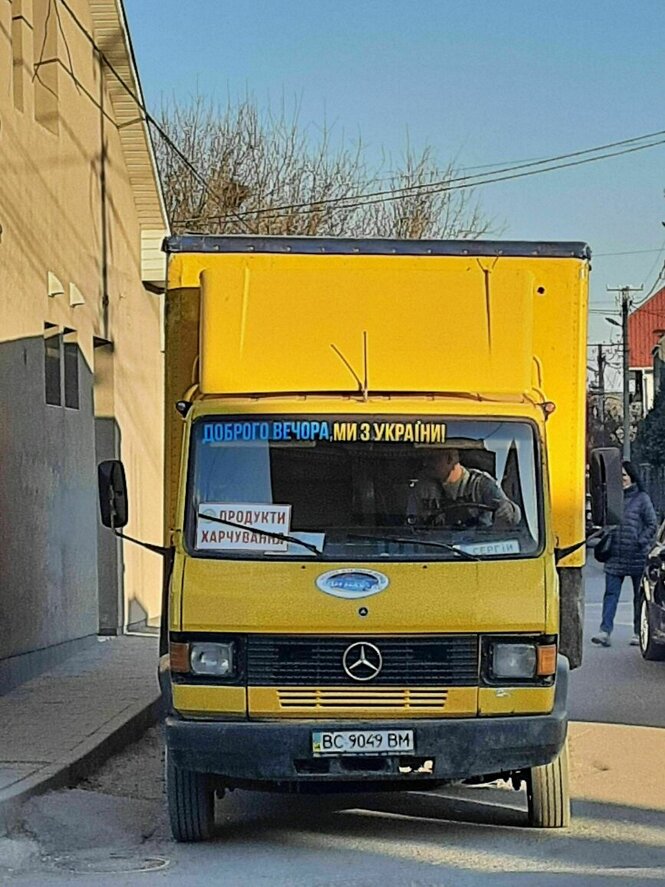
(593, 529, 614, 563)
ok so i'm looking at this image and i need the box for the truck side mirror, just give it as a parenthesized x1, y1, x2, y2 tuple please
(98, 460, 129, 529)
(589, 447, 623, 526)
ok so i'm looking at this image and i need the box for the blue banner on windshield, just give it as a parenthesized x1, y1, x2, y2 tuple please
(201, 419, 447, 444)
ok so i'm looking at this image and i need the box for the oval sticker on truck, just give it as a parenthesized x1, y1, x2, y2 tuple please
(316, 569, 389, 599)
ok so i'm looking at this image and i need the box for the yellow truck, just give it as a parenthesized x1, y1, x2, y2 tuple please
(98, 235, 621, 841)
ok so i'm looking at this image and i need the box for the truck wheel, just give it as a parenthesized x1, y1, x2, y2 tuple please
(526, 740, 570, 828)
(639, 597, 665, 661)
(165, 750, 215, 842)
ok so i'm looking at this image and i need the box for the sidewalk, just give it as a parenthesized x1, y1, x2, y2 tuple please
(569, 720, 665, 811)
(0, 635, 161, 835)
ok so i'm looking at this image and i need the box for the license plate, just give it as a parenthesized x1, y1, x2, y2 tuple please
(312, 729, 414, 756)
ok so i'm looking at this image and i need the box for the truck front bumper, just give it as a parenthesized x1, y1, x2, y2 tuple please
(165, 660, 568, 788)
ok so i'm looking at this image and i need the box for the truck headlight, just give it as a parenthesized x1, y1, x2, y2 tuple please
(490, 643, 537, 679)
(190, 642, 235, 677)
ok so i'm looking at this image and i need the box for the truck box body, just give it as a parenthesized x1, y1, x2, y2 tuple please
(159, 236, 589, 828)
(165, 237, 588, 565)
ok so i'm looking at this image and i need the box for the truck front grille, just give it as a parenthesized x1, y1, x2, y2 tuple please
(246, 635, 479, 686)
(277, 687, 448, 710)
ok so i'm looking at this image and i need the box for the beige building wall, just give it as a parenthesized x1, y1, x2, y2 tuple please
(0, 0, 167, 684)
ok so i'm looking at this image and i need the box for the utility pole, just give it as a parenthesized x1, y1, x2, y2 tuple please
(596, 343, 605, 427)
(607, 285, 643, 459)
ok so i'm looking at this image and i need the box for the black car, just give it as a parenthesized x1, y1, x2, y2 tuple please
(640, 521, 665, 660)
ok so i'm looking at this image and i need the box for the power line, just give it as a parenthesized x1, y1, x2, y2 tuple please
(594, 247, 665, 258)
(298, 153, 556, 193)
(52, 0, 665, 240)
(56, 0, 253, 233)
(636, 257, 665, 306)
(639, 241, 665, 284)
(178, 132, 665, 225)
(627, 305, 665, 321)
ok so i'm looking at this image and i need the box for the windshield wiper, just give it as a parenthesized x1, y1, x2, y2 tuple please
(345, 533, 480, 562)
(195, 510, 323, 557)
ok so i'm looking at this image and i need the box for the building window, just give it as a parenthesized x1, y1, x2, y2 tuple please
(64, 335, 79, 410)
(44, 325, 80, 410)
(44, 323, 61, 406)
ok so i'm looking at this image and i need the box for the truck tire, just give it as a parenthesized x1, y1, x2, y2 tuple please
(526, 740, 570, 828)
(639, 596, 665, 661)
(165, 750, 215, 842)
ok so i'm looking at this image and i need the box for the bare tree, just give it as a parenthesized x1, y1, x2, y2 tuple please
(153, 95, 494, 239)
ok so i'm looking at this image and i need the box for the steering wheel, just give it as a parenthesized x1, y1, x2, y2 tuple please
(425, 501, 496, 528)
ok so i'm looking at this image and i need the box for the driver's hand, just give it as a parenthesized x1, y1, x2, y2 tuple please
(494, 500, 518, 524)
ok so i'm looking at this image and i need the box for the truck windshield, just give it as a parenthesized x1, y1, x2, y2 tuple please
(186, 416, 542, 561)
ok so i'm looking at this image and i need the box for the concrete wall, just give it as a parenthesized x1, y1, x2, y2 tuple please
(0, 337, 99, 659)
(0, 0, 165, 679)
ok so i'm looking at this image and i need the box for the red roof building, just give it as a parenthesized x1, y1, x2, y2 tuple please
(626, 285, 665, 414)
(629, 285, 665, 368)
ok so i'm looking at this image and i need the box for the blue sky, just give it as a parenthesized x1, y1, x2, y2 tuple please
(124, 0, 665, 345)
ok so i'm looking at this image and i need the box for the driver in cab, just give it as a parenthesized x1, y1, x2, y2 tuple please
(407, 447, 521, 529)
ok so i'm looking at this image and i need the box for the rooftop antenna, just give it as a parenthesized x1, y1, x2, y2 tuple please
(330, 333, 369, 400)
(330, 343, 363, 395)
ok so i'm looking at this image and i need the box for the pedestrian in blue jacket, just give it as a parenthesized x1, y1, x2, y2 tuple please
(592, 461, 657, 648)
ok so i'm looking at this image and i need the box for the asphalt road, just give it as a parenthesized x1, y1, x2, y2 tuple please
(3, 563, 664, 886)
(569, 560, 665, 727)
(5, 769, 665, 887)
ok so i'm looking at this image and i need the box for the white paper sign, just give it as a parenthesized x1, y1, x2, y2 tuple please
(197, 503, 292, 551)
(455, 539, 520, 557)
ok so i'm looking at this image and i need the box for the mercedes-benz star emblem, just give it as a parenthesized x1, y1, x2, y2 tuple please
(342, 642, 383, 681)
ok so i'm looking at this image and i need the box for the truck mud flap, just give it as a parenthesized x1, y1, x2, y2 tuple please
(558, 566, 583, 669)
